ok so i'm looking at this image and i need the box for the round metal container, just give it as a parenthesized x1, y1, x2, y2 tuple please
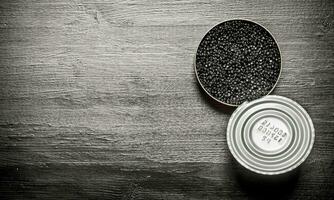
(227, 95, 315, 175)
(194, 19, 282, 107)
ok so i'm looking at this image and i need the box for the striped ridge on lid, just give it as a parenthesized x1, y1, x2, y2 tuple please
(227, 95, 315, 175)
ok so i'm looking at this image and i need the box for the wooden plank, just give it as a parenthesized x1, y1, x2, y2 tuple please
(0, 0, 333, 199)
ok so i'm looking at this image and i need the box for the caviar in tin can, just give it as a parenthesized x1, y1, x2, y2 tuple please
(195, 19, 281, 106)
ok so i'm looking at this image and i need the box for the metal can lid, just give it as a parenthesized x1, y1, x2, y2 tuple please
(227, 95, 315, 175)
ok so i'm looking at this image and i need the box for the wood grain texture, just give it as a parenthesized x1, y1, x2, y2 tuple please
(0, 0, 333, 199)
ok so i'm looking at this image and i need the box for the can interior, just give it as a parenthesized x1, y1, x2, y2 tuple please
(195, 19, 281, 107)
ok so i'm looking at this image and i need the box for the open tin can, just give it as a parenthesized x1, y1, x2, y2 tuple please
(194, 19, 282, 106)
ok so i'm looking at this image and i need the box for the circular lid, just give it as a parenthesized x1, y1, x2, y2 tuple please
(227, 95, 315, 175)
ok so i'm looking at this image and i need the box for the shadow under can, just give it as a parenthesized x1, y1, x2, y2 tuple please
(230, 156, 300, 200)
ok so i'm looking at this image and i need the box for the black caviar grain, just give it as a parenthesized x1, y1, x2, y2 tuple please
(195, 20, 281, 105)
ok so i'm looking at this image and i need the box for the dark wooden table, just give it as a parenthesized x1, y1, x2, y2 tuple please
(0, 0, 333, 199)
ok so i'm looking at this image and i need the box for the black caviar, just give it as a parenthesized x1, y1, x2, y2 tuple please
(195, 20, 281, 106)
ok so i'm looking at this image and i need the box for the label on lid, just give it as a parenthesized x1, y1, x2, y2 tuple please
(252, 117, 290, 152)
